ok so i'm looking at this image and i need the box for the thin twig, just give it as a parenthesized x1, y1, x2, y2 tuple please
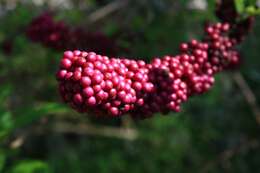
(45, 121, 138, 141)
(121, 115, 133, 128)
(9, 133, 27, 149)
(9, 121, 138, 148)
(88, 0, 129, 23)
(232, 72, 260, 125)
(33, 121, 138, 141)
(201, 139, 259, 173)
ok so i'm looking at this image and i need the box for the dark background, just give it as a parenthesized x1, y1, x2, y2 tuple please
(0, 0, 260, 173)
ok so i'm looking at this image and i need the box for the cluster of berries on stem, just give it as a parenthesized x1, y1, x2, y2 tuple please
(56, 18, 253, 118)
(216, 0, 255, 42)
(26, 12, 119, 56)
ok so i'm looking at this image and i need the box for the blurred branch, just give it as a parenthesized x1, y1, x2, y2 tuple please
(88, 0, 129, 23)
(201, 139, 259, 173)
(47, 121, 138, 141)
(121, 115, 133, 128)
(9, 121, 138, 148)
(232, 72, 260, 125)
(10, 133, 27, 149)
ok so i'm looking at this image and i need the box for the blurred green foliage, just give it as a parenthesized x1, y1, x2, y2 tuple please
(0, 0, 260, 173)
(235, 0, 260, 15)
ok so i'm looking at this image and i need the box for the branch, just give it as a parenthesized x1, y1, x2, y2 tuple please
(201, 139, 259, 173)
(46, 121, 138, 141)
(88, 0, 129, 23)
(232, 72, 260, 125)
(10, 121, 138, 148)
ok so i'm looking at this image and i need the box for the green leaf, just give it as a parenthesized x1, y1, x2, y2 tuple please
(245, 6, 260, 15)
(235, 0, 246, 14)
(0, 84, 12, 104)
(246, 0, 258, 6)
(10, 160, 51, 173)
(0, 150, 6, 172)
(0, 110, 13, 140)
(103, 22, 119, 36)
(14, 103, 68, 128)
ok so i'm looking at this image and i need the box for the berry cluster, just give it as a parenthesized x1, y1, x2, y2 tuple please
(215, 0, 255, 42)
(26, 12, 119, 56)
(57, 50, 154, 116)
(216, 0, 238, 23)
(56, 21, 250, 119)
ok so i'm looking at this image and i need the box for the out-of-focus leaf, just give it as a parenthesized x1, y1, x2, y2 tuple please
(245, 6, 260, 15)
(10, 160, 51, 173)
(103, 22, 119, 36)
(235, 0, 245, 13)
(14, 103, 68, 128)
(0, 150, 6, 172)
(179, 0, 190, 6)
(0, 110, 13, 140)
(0, 84, 12, 104)
(246, 0, 258, 6)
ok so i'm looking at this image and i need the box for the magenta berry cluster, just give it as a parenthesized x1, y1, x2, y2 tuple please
(56, 20, 251, 119)
(26, 12, 119, 55)
(57, 50, 154, 117)
(215, 0, 254, 42)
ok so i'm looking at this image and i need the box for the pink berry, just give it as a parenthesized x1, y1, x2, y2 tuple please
(73, 93, 83, 105)
(83, 87, 94, 97)
(73, 71, 82, 81)
(92, 74, 103, 84)
(87, 96, 96, 106)
(81, 76, 91, 87)
(61, 58, 72, 69)
(56, 70, 67, 79)
(109, 107, 119, 116)
(64, 51, 74, 59)
(133, 82, 142, 91)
